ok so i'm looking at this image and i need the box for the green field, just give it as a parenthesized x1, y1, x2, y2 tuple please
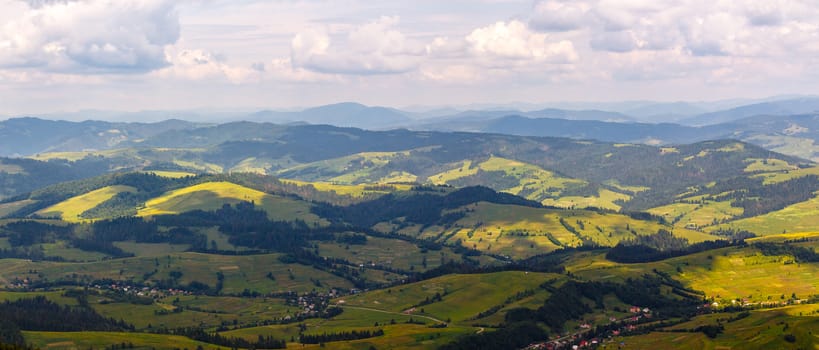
(36, 185, 137, 222)
(565, 239, 819, 304)
(340, 271, 562, 324)
(617, 305, 819, 349)
(137, 181, 326, 225)
(281, 179, 414, 197)
(24, 331, 230, 350)
(404, 202, 712, 259)
(713, 193, 819, 235)
(0, 252, 354, 293)
(315, 236, 464, 273)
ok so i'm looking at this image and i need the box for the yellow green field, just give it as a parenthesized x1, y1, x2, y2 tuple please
(315, 236, 464, 272)
(0, 252, 354, 294)
(24, 331, 230, 350)
(281, 179, 413, 197)
(145, 170, 196, 178)
(618, 305, 819, 349)
(407, 202, 712, 258)
(649, 200, 743, 229)
(340, 271, 562, 324)
(428, 156, 590, 205)
(566, 238, 819, 303)
(714, 193, 819, 235)
(542, 188, 631, 211)
(36, 185, 136, 222)
(137, 181, 325, 225)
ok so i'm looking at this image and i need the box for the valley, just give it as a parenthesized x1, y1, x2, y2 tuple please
(1, 116, 819, 349)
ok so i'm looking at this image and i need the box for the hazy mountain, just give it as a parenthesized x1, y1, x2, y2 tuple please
(247, 102, 411, 129)
(0, 117, 200, 157)
(682, 97, 819, 126)
(480, 116, 705, 144)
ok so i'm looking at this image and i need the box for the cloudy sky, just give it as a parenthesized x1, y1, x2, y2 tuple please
(1, 0, 819, 114)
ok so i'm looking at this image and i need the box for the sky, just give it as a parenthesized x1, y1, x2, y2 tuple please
(1, 0, 819, 114)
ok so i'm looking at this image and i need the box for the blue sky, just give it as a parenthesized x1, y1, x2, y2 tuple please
(1, 0, 819, 114)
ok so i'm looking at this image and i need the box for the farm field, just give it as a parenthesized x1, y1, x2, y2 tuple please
(0, 252, 355, 294)
(616, 305, 819, 349)
(565, 238, 819, 304)
(23, 331, 230, 350)
(714, 194, 819, 235)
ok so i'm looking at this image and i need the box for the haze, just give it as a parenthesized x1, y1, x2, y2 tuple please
(2, 0, 819, 115)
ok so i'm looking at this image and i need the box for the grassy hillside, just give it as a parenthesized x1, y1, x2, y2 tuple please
(23, 331, 230, 350)
(565, 233, 819, 303)
(381, 201, 712, 258)
(36, 185, 136, 222)
(617, 305, 819, 349)
(137, 181, 325, 225)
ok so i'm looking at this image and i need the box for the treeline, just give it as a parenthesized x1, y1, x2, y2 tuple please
(2, 221, 74, 247)
(605, 230, 740, 263)
(505, 276, 701, 333)
(438, 321, 547, 350)
(0, 156, 113, 200)
(0, 296, 132, 341)
(755, 242, 819, 262)
(313, 186, 541, 228)
(156, 327, 285, 349)
(704, 175, 819, 218)
(299, 329, 384, 344)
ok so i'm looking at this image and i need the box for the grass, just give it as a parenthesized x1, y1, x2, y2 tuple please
(565, 239, 819, 304)
(618, 305, 819, 349)
(223, 318, 474, 350)
(0, 199, 35, 218)
(649, 200, 743, 229)
(280, 179, 413, 197)
(542, 188, 631, 211)
(428, 156, 590, 206)
(340, 271, 562, 324)
(35, 185, 136, 222)
(41, 241, 111, 261)
(746, 134, 819, 162)
(414, 202, 712, 259)
(113, 241, 191, 256)
(24, 331, 230, 350)
(0, 290, 79, 305)
(137, 181, 325, 225)
(314, 236, 464, 272)
(754, 164, 819, 184)
(144, 170, 197, 178)
(172, 159, 224, 173)
(0, 252, 354, 293)
(0, 162, 25, 174)
(277, 151, 412, 184)
(744, 158, 798, 173)
(713, 192, 819, 235)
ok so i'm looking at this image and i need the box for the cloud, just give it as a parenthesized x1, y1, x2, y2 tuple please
(0, 0, 180, 73)
(530, 0, 590, 32)
(290, 16, 425, 75)
(156, 48, 260, 83)
(465, 20, 578, 63)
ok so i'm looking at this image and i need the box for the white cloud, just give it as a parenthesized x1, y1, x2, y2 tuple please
(290, 16, 425, 75)
(155, 48, 260, 83)
(0, 0, 180, 73)
(466, 20, 578, 63)
(530, 0, 590, 32)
